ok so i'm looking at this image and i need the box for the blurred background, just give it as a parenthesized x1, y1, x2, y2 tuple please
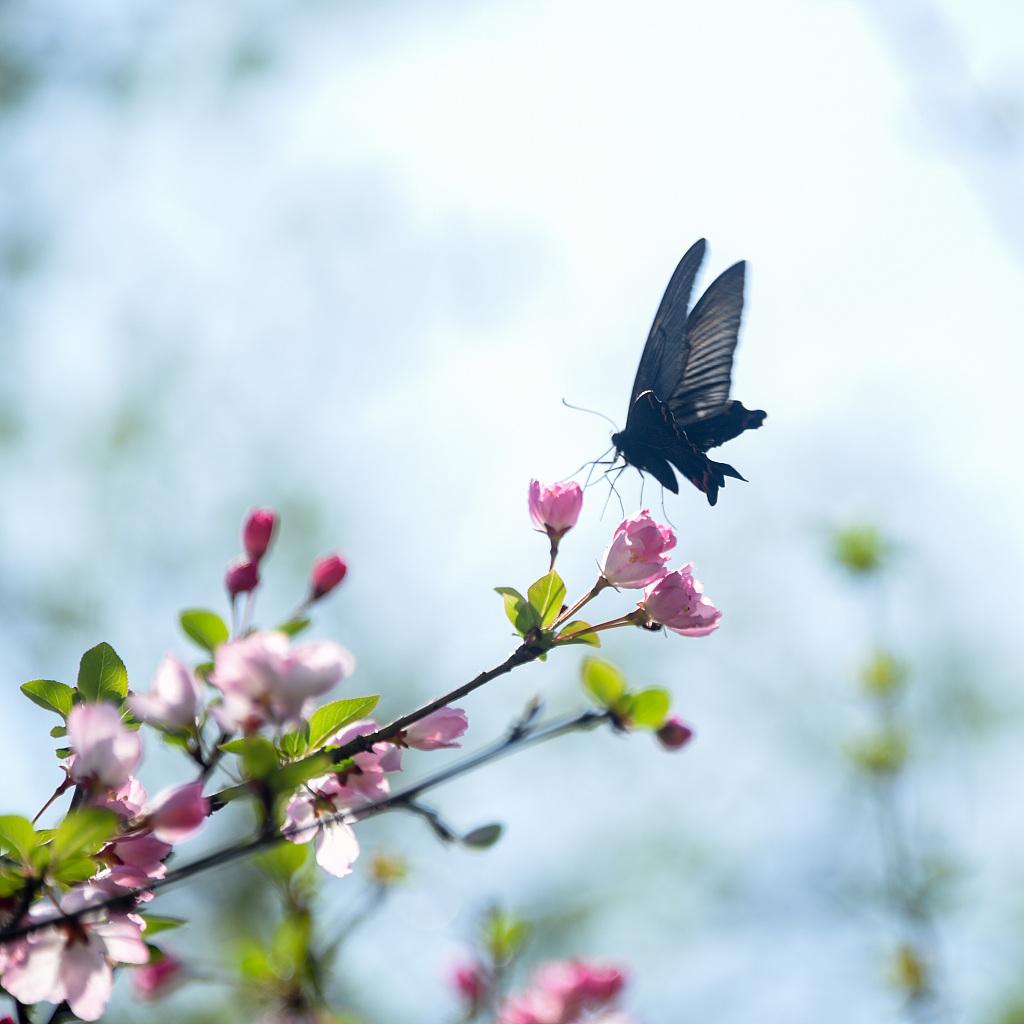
(0, 0, 1021, 1021)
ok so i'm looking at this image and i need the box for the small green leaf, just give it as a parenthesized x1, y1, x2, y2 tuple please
(254, 841, 309, 880)
(581, 657, 627, 707)
(21, 679, 75, 718)
(194, 661, 215, 682)
(52, 855, 100, 887)
(462, 823, 503, 849)
(309, 696, 380, 751)
(267, 753, 333, 794)
(179, 609, 230, 653)
(556, 621, 601, 647)
(0, 869, 26, 897)
(54, 746, 71, 759)
(527, 571, 566, 629)
(495, 587, 541, 636)
(221, 736, 279, 780)
(484, 908, 530, 963)
(141, 915, 186, 936)
(77, 643, 128, 703)
(280, 727, 310, 759)
(0, 816, 40, 863)
(277, 618, 311, 638)
(626, 687, 671, 729)
(51, 809, 119, 862)
(49, 725, 68, 739)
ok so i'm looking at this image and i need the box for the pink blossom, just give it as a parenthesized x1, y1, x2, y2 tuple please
(243, 508, 278, 561)
(600, 510, 675, 588)
(209, 631, 355, 732)
(68, 704, 143, 789)
(107, 833, 172, 876)
(656, 715, 694, 750)
(0, 886, 148, 1021)
(528, 480, 583, 537)
(640, 566, 721, 636)
(225, 558, 260, 598)
(283, 790, 360, 877)
(132, 951, 184, 1001)
(452, 960, 488, 1011)
(310, 554, 348, 600)
(402, 707, 468, 750)
(497, 960, 628, 1024)
(128, 656, 202, 731)
(93, 777, 148, 819)
(145, 782, 209, 843)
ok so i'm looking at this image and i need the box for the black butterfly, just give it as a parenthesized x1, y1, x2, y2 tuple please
(610, 239, 766, 506)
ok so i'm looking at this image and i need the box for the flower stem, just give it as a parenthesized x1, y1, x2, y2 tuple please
(554, 613, 637, 645)
(552, 577, 610, 630)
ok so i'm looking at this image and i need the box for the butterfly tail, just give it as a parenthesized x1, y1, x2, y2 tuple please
(674, 452, 746, 506)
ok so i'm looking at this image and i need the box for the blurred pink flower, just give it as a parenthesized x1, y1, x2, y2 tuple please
(640, 566, 721, 636)
(243, 508, 278, 562)
(528, 480, 583, 537)
(210, 631, 354, 732)
(497, 959, 630, 1024)
(128, 656, 202, 731)
(94, 777, 147, 819)
(68, 704, 143, 789)
(310, 554, 348, 600)
(452, 960, 488, 1012)
(402, 707, 468, 750)
(656, 715, 694, 751)
(600, 511, 675, 588)
(132, 951, 185, 1001)
(107, 833, 172, 877)
(0, 886, 148, 1021)
(283, 790, 360, 877)
(225, 559, 260, 598)
(145, 782, 209, 843)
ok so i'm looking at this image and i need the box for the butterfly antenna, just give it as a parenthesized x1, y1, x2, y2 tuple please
(600, 466, 627, 520)
(659, 486, 678, 531)
(561, 398, 620, 432)
(559, 445, 615, 486)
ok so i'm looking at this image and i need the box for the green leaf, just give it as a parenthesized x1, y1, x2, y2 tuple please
(254, 841, 309, 880)
(52, 855, 100, 887)
(77, 643, 129, 703)
(280, 727, 310, 759)
(462, 823, 503, 849)
(277, 617, 311, 638)
(0, 816, 40, 863)
(267, 753, 333, 794)
(20, 679, 75, 718)
(179, 609, 230, 653)
(49, 725, 68, 738)
(309, 696, 380, 752)
(194, 661, 215, 682)
(581, 657, 627, 707)
(221, 736, 279, 780)
(484, 908, 530, 963)
(51, 809, 118, 862)
(556, 621, 601, 647)
(141, 915, 186, 936)
(527, 571, 566, 629)
(495, 587, 541, 636)
(54, 746, 71, 759)
(626, 687, 671, 729)
(0, 869, 26, 897)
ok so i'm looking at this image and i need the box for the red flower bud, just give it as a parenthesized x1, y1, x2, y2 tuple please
(242, 508, 278, 561)
(656, 715, 694, 751)
(225, 559, 260, 598)
(310, 554, 348, 600)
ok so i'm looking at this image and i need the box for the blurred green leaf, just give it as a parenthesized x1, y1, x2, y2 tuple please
(254, 841, 309, 881)
(833, 525, 885, 574)
(556, 621, 601, 647)
(271, 914, 311, 973)
(142, 915, 186, 936)
(527, 571, 566, 629)
(52, 855, 99, 887)
(626, 688, 671, 729)
(180, 609, 230, 652)
(484, 907, 529, 964)
(277, 617, 311, 638)
(310, 697, 380, 752)
(0, 815, 41, 863)
(462, 823, 503, 849)
(848, 729, 907, 775)
(77, 643, 128, 703)
(861, 650, 909, 699)
(495, 587, 541, 636)
(51, 809, 118, 862)
(221, 736, 279, 780)
(280, 727, 310, 759)
(581, 658, 627, 707)
(20, 679, 74, 718)
(267, 753, 333, 794)
(49, 725, 67, 738)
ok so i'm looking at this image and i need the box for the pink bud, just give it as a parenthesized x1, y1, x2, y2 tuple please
(528, 479, 583, 537)
(452, 961, 487, 1010)
(146, 782, 210, 843)
(402, 707, 468, 750)
(133, 953, 185, 1001)
(225, 559, 260, 598)
(600, 510, 676, 588)
(640, 565, 721, 636)
(243, 508, 278, 561)
(310, 553, 348, 600)
(656, 715, 694, 750)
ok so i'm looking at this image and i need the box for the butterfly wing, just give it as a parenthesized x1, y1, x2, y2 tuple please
(624, 239, 706, 428)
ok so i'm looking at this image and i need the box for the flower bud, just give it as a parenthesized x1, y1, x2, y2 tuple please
(528, 480, 583, 538)
(310, 553, 348, 600)
(225, 559, 260, 598)
(133, 953, 185, 1001)
(452, 961, 487, 1011)
(656, 715, 694, 750)
(640, 565, 720, 636)
(243, 508, 278, 561)
(600, 510, 675, 588)
(146, 782, 210, 843)
(402, 707, 468, 750)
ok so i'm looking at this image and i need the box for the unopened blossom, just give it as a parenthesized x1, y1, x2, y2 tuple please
(243, 507, 278, 561)
(310, 554, 348, 601)
(402, 707, 468, 751)
(209, 631, 354, 732)
(0, 885, 148, 1021)
(600, 510, 675, 588)
(656, 715, 694, 750)
(68, 704, 143, 789)
(133, 952, 185, 1001)
(528, 480, 583, 538)
(640, 565, 721, 636)
(128, 656, 202, 731)
(225, 559, 260, 598)
(145, 782, 209, 843)
(452, 960, 488, 1014)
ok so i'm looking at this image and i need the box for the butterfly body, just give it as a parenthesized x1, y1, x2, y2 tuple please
(612, 239, 766, 505)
